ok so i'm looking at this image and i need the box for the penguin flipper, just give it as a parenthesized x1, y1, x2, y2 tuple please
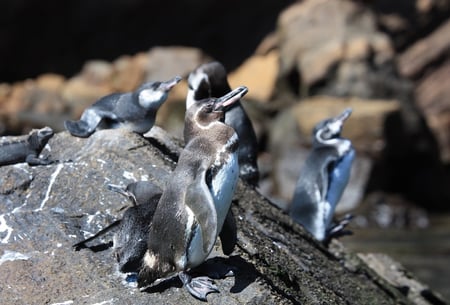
(219, 210, 237, 255)
(178, 272, 219, 301)
(185, 171, 218, 255)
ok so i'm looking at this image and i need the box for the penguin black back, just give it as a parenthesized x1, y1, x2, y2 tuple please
(108, 181, 163, 273)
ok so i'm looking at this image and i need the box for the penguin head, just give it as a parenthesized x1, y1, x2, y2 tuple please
(186, 61, 231, 109)
(313, 108, 352, 143)
(29, 126, 54, 150)
(184, 86, 248, 141)
(137, 76, 182, 109)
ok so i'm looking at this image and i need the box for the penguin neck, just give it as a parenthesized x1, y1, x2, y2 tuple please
(138, 90, 166, 109)
(314, 136, 352, 157)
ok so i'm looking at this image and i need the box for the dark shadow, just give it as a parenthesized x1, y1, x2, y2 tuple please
(366, 110, 450, 211)
(72, 219, 120, 251)
(0, 0, 295, 82)
(141, 255, 259, 295)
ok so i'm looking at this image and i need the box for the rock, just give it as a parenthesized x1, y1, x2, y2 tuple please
(372, 0, 450, 50)
(358, 253, 445, 305)
(111, 53, 149, 92)
(414, 59, 450, 163)
(275, 0, 396, 100)
(0, 128, 433, 305)
(228, 49, 279, 102)
(397, 19, 450, 78)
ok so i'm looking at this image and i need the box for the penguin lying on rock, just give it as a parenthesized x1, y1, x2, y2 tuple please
(137, 86, 247, 300)
(65, 76, 181, 137)
(187, 62, 259, 186)
(288, 108, 355, 245)
(107, 182, 163, 273)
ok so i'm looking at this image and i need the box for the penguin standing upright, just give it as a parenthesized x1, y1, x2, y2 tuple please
(288, 108, 355, 243)
(138, 86, 247, 300)
(186, 62, 259, 186)
(65, 76, 181, 137)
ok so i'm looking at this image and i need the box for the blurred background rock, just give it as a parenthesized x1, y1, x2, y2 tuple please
(0, 0, 449, 300)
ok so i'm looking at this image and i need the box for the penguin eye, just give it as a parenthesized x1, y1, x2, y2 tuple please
(204, 102, 214, 112)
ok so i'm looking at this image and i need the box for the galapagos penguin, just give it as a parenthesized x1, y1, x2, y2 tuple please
(107, 181, 163, 273)
(186, 61, 259, 186)
(138, 86, 247, 300)
(288, 108, 355, 243)
(64, 76, 181, 137)
(72, 181, 162, 270)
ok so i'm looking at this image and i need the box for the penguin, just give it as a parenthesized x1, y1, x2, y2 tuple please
(288, 108, 355, 243)
(186, 61, 259, 186)
(64, 76, 182, 137)
(138, 86, 247, 300)
(107, 182, 163, 273)
(72, 181, 162, 269)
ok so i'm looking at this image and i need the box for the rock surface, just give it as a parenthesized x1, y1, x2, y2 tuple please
(0, 128, 442, 305)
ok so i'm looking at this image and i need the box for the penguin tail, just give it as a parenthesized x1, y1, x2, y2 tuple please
(64, 120, 95, 138)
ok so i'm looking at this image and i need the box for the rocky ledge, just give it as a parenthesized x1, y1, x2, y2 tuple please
(0, 129, 445, 305)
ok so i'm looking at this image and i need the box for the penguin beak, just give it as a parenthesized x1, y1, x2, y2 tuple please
(159, 76, 182, 92)
(107, 184, 137, 205)
(213, 86, 248, 111)
(335, 108, 352, 124)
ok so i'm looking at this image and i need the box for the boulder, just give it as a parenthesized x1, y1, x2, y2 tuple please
(275, 0, 397, 100)
(0, 128, 440, 305)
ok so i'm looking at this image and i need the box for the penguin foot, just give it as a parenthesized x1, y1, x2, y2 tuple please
(178, 272, 219, 301)
(64, 120, 95, 138)
(324, 213, 354, 245)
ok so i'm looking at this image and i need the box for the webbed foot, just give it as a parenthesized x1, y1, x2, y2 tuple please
(64, 120, 94, 138)
(178, 272, 219, 301)
(324, 213, 354, 245)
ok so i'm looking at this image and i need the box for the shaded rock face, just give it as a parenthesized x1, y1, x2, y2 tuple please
(0, 129, 432, 305)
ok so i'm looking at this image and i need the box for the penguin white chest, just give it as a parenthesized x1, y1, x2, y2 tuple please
(210, 151, 239, 232)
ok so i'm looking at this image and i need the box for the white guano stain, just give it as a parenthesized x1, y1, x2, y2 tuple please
(49, 301, 74, 305)
(0, 214, 13, 244)
(34, 163, 64, 212)
(0, 250, 30, 265)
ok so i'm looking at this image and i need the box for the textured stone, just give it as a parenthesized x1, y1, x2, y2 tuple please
(228, 50, 279, 102)
(275, 0, 398, 100)
(0, 128, 428, 305)
(397, 19, 450, 78)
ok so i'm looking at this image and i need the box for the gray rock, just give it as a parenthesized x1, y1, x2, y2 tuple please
(0, 129, 441, 304)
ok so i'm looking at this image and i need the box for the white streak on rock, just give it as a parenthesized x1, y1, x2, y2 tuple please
(122, 171, 136, 181)
(0, 214, 13, 244)
(0, 250, 30, 265)
(35, 163, 64, 212)
(90, 299, 115, 305)
(49, 301, 74, 305)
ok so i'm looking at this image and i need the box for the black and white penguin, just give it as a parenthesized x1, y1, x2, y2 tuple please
(138, 86, 247, 300)
(288, 108, 355, 243)
(186, 61, 259, 186)
(64, 76, 181, 137)
(107, 182, 163, 273)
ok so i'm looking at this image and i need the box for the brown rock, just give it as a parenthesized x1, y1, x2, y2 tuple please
(415, 59, 450, 162)
(228, 50, 279, 102)
(275, 0, 397, 100)
(397, 19, 450, 78)
(112, 53, 149, 92)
